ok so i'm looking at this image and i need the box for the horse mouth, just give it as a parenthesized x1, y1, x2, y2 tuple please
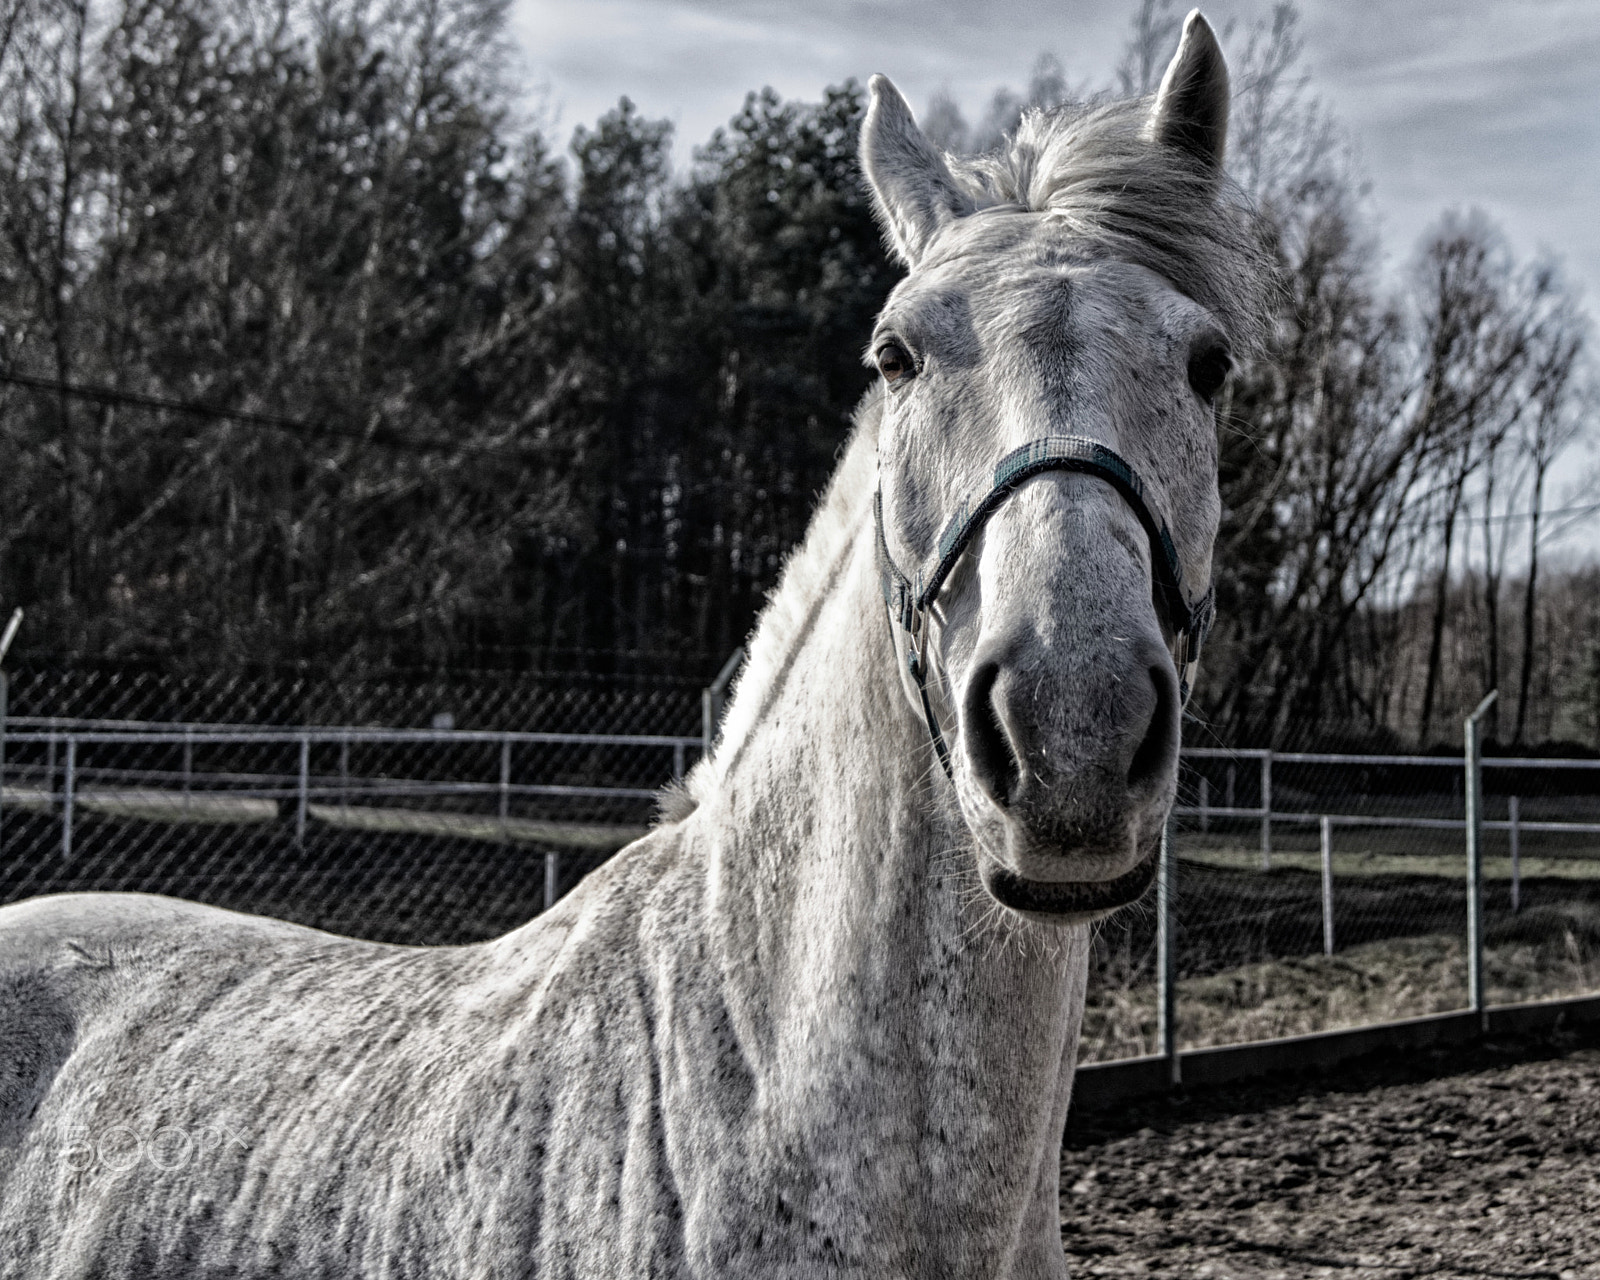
(981, 846, 1158, 920)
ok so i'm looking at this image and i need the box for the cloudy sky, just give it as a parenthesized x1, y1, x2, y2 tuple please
(509, 0, 1600, 556)
(510, 0, 1600, 297)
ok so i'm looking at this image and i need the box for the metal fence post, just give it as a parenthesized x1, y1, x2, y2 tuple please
(0, 667, 6, 857)
(1509, 795, 1521, 915)
(1198, 776, 1209, 833)
(62, 736, 76, 861)
(1156, 818, 1180, 1086)
(0, 668, 6, 860)
(1259, 750, 1273, 870)
(702, 648, 745, 757)
(296, 735, 310, 845)
(1466, 690, 1497, 1030)
(1320, 815, 1335, 956)
(499, 738, 511, 837)
(0, 608, 21, 859)
(543, 851, 559, 913)
(340, 733, 351, 811)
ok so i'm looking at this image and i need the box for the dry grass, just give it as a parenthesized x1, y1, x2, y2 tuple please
(1078, 904, 1600, 1064)
(306, 804, 646, 850)
(1185, 843, 1600, 881)
(1, 786, 278, 825)
(0, 786, 647, 849)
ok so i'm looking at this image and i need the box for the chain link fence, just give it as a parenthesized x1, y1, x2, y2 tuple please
(2, 667, 1597, 1056)
(1081, 740, 1600, 1064)
(0, 661, 708, 944)
(1, 662, 704, 736)
(0, 721, 704, 945)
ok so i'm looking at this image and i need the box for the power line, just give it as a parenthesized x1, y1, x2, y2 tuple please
(1537, 501, 1600, 546)
(0, 368, 469, 454)
(1369, 493, 1600, 538)
(1474, 500, 1600, 526)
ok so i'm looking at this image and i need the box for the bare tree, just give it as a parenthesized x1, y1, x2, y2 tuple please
(1408, 213, 1547, 745)
(1116, 0, 1184, 96)
(1512, 279, 1588, 742)
(920, 89, 969, 154)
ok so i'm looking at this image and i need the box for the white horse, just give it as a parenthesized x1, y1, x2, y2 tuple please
(0, 14, 1268, 1278)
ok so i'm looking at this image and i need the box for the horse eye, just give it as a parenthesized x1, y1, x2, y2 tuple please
(1187, 343, 1231, 402)
(876, 342, 913, 384)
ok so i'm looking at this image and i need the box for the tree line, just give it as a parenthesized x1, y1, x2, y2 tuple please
(0, 0, 1593, 749)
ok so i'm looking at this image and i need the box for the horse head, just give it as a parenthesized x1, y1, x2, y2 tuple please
(863, 12, 1265, 924)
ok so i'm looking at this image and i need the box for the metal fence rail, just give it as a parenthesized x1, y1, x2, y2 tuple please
(1177, 745, 1600, 871)
(1, 727, 701, 818)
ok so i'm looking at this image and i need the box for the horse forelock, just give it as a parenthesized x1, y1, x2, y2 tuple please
(945, 97, 1277, 357)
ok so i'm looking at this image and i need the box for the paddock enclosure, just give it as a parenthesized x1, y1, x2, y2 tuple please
(3, 666, 1599, 1070)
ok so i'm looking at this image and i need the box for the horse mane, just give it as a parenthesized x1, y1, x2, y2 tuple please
(945, 97, 1276, 356)
(658, 388, 884, 821)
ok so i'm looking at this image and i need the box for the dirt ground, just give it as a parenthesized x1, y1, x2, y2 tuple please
(1061, 1030, 1600, 1279)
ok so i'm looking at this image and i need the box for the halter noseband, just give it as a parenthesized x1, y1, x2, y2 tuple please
(873, 434, 1214, 780)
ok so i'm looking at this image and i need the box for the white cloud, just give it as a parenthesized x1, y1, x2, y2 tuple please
(511, 0, 1134, 152)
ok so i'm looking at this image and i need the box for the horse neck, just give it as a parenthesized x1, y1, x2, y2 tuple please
(694, 421, 1087, 1159)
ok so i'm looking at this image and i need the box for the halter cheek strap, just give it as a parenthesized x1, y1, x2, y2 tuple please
(874, 434, 1214, 781)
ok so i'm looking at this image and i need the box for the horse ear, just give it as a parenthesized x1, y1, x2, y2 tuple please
(861, 74, 973, 266)
(1149, 10, 1229, 169)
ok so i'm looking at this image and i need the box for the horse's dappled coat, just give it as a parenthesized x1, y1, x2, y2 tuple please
(0, 13, 1270, 1278)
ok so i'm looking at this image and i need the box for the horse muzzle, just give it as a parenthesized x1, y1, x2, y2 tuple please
(959, 631, 1179, 921)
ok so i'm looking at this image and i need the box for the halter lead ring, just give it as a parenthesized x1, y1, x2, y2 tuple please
(874, 434, 1214, 781)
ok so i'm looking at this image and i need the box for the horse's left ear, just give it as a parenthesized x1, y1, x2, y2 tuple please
(1149, 10, 1229, 169)
(861, 74, 974, 266)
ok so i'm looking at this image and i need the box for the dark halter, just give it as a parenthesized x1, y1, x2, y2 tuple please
(873, 434, 1214, 780)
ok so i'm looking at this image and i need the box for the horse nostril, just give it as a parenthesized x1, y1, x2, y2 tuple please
(1126, 661, 1179, 796)
(962, 660, 1021, 808)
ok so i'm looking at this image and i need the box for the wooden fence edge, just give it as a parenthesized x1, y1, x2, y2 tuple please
(1071, 991, 1600, 1111)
